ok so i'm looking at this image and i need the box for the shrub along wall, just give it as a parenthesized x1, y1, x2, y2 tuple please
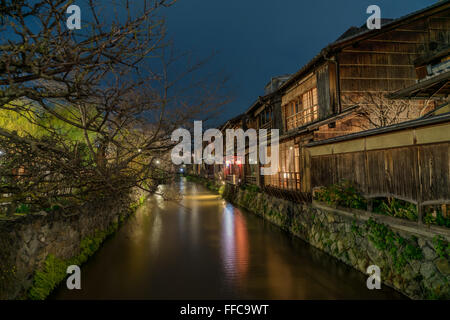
(222, 183, 450, 299)
(0, 190, 145, 300)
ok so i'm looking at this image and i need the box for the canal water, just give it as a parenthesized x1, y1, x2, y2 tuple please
(52, 178, 405, 299)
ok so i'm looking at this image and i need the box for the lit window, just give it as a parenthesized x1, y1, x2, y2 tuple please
(284, 87, 319, 131)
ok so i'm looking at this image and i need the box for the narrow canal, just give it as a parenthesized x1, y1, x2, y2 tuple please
(52, 178, 405, 299)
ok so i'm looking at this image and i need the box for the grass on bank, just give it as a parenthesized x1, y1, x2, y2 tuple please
(27, 194, 146, 300)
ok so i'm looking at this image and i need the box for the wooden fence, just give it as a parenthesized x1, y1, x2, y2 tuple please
(308, 117, 450, 222)
(264, 172, 301, 191)
(262, 185, 311, 204)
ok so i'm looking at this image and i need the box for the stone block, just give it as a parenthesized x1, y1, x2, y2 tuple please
(420, 261, 437, 279)
(422, 246, 437, 261)
(436, 258, 450, 276)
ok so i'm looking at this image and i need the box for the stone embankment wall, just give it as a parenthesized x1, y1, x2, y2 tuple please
(0, 190, 144, 300)
(218, 182, 449, 299)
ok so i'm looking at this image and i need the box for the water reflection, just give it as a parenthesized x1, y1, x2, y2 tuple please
(51, 178, 406, 300)
(221, 204, 249, 285)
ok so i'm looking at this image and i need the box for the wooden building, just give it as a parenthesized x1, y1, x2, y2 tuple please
(192, 2, 449, 201)
(267, 1, 450, 193)
(307, 112, 450, 225)
(244, 75, 289, 187)
(220, 113, 247, 185)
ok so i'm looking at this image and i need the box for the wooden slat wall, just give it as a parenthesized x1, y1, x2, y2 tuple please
(338, 8, 450, 109)
(281, 73, 316, 106)
(429, 10, 450, 46)
(420, 143, 450, 201)
(316, 63, 333, 118)
(310, 142, 450, 203)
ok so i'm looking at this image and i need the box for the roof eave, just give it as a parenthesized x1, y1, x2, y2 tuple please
(278, 1, 450, 94)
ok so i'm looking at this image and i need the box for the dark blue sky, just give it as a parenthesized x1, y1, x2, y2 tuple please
(162, 0, 436, 123)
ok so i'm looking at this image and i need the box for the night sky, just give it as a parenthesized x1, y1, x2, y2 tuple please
(3, 0, 437, 126)
(162, 0, 436, 124)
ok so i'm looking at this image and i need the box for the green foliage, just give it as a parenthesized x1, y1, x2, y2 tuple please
(291, 221, 304, 235)
(351, 220, 363, 237)
(242, 187, 258, 205)
(433, 236, 450, 259)
(0, 102, 94, 142)
(27, 254, 67, 300)
(12, 199, 71, 216)
(0, 104, 42, 138)
(244, 184, 260, 193)
(424, 285, 450, 300)
(373, 197, 417, 221)
(365, 218, 422, 272)
(315, 181, 418, 222)
(15, 203, 31, 214)
(266, 208, 288, 226)
(28, 222, 120, 300)
(129, 194, 146, 210)
(314, 180, 367, 210)
(206, 181, 219, 192)
(43, 205, 61, 213)
(424, 206, 450, 229)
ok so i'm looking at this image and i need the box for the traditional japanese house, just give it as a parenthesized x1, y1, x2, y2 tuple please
(388, 44, 449, 105)
(190, 138, 215, 179)
(244, 75, 289, 187)
(221, 113, 247, 185)
(269, 1, 450, 193)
